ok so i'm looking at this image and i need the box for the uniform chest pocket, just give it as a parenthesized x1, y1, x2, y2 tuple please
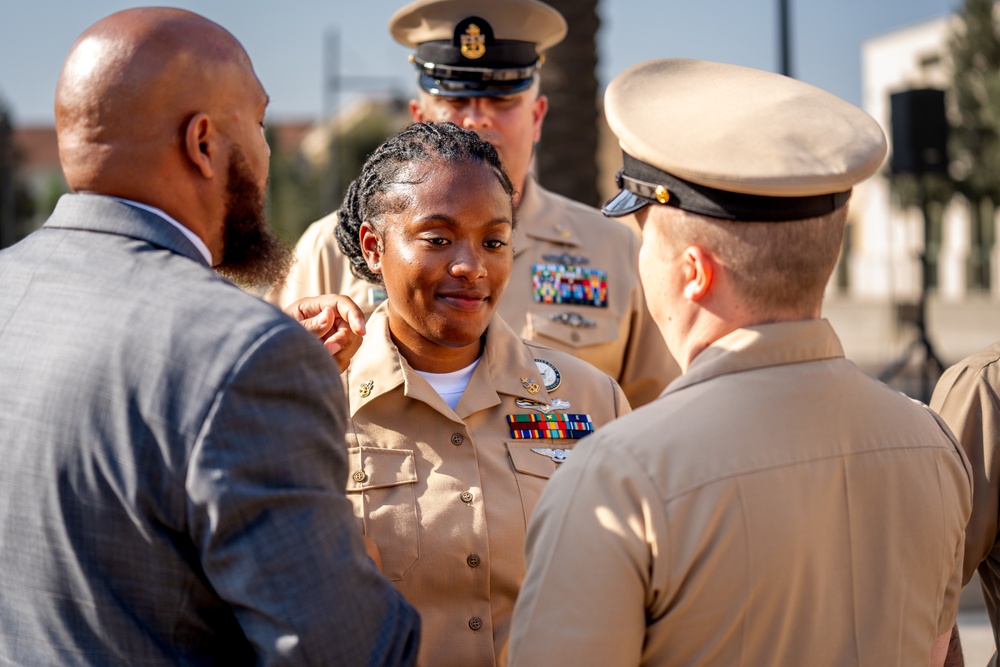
(507, 441, 577, 526)
(526, 308, 621, 350)
(345, 447, 419, 581)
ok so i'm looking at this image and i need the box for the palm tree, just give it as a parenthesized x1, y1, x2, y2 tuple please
(536, 0, 601, 207)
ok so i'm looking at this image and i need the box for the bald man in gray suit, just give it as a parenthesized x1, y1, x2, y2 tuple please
(0, 8, 418, 665)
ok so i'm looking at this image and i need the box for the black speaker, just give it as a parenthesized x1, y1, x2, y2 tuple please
(890, 88, 948, 175)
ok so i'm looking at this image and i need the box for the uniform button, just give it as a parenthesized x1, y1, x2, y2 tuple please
(571, 331, 581, 342)
(469, 617, 483, 631)
(352, 470, 367, 483)
(451, 433, 464, 446)
(460, 491, 474, 503)
(467, 554, 481, 568)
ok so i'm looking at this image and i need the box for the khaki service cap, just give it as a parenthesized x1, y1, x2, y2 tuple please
(389, 0, 567, 98)
(602, 58, 888, 222)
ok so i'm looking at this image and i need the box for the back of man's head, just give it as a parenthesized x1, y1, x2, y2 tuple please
(602, 58, 887, 319)
(667, 207, 848, 317)
(55, 8, 251, 200)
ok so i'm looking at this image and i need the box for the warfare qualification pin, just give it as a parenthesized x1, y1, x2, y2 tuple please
(534, 359, 561, 392)
(531, 447, 571, 464)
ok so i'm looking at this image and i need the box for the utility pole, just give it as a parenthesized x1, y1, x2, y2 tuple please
(322, 27, 405, 207)
(779, 0, 793, 77)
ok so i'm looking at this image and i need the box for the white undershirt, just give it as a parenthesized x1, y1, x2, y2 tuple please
(110, 196, 213, 265)
(415, 358, 481, 411)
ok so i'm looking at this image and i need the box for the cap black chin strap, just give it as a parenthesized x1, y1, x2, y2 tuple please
(412, 55, 538, 83)
(619, 153, 851, 222)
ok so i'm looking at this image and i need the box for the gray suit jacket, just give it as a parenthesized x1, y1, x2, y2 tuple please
(0, 194, 419, 665)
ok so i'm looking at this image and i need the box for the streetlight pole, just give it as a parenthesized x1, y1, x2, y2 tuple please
(779, 0, 792, 78)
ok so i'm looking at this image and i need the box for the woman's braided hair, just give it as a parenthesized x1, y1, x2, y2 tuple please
(334, 121, 516, 284)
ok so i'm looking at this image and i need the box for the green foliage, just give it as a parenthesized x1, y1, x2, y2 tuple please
(949, 0, 1000, 202)
(947, 0, 1000, 288)
(324, 112, 408, 212)
(40, 172, 67, 216)
(887, 171, 954, 289)
(266, 126, 324, 244)
(0, 99, 39, 247)
(266, 108, 407, 245)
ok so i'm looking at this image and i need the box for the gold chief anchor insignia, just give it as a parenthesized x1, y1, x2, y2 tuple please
(460, 23, 486, 59)
(358, 379, 374, 398)
(520, 377, 540, 395)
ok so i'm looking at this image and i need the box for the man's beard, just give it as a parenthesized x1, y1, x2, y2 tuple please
(213, 147, 293, 291)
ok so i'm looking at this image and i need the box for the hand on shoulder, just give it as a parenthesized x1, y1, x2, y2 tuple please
(284, 294, 366, 372)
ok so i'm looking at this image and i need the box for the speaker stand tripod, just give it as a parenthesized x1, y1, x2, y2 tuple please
(876, 178, 946, 402)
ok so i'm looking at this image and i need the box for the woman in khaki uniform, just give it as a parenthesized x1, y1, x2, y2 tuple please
(336, 122, 629, 667)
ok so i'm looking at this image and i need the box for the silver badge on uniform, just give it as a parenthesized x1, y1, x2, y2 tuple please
(515, 397, 571, 413)
(550, 311, 597, 328)
(531, 447, 571, 463)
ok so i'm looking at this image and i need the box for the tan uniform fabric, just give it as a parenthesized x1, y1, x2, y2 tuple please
(266, 177, 677, 407)
(508, 319, 972, 667)
(932, 343, 1000, 666)
(342, 304, 630, 667)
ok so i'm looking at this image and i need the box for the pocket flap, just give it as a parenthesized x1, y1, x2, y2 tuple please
(508, 441, 575, 480)
(527, 309, 619, 349)
(346, 447, 417, 491)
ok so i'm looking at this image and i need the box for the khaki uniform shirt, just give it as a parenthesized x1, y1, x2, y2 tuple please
(343, 305, 630, 667)
(267, 178, 677, 407)
(932, 343, 1000, 666)
(508, 320, 972, 667)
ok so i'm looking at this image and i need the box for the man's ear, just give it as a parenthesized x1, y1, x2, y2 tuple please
(408, 98, 425, 123)
(359, 222, 384, 275)
(682, 245, 715, 302)
(531, 93, 549, 143)
(184, 112, 217, 179)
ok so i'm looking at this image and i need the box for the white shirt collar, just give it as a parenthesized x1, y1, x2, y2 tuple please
(109, 196, 213, 265)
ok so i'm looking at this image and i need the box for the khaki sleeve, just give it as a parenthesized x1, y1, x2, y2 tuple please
(507, 440, 659, 666)
(613, 375, 632, 419)
(923, 409, 974, 636)
(931, 361, 999, 587)
(616, 232, 680, 408)
(264, 215, 341, 308)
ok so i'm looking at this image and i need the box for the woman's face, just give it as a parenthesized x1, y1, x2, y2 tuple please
(361, 158, 514, 372)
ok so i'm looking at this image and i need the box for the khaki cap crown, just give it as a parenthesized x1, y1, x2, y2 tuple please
(602, 58, 888, 221)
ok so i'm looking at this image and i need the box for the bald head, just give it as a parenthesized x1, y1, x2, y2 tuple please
(56, 7, 260, 195)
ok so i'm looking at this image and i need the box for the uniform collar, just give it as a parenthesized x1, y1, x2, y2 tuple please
(664, 319, 845, 397)
(347, 304, 557, 420)
(512, 178, 583, 258)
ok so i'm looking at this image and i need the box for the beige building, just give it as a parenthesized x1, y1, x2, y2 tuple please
(812, 14, 1000, 373)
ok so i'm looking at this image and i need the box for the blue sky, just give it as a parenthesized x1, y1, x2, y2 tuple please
(0, 0, 956, 125)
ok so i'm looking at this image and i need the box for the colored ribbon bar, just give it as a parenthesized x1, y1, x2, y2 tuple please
(510, 428, 594, 440)
(506, 413, 593, 424)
